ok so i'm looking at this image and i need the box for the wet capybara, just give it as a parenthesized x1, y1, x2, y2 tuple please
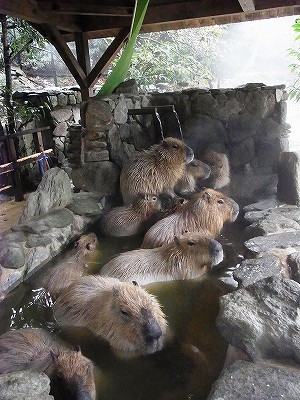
(100, 232, 223, 285)
(33, 233, 98, 297)
(53, 276, 167, 355)
(142, 188, 239, 248)
(100, 194, 161, 237)
(175, 159, 211, 196)
(200, 150, 230, 190)
(0, 328, 96, 400)
(120, 137, 194, 204)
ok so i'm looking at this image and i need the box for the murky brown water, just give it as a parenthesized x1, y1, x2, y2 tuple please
(0, 221, 246, 400)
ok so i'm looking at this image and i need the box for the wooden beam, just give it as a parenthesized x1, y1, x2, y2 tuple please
(237, 0, 255, 12)
(41, 24, 87, 90)
(0, 0, 80, 32)
(75, 32, 93, 99)
(38, 1, 134, 17)
(86, 27, 130, 88)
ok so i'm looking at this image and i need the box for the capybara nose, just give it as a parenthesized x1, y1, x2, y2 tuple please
(230, 198, 240, 222)
(142, 319, 163, 343)
(209, 239, 224, 267)
(185, 145, 194, 163)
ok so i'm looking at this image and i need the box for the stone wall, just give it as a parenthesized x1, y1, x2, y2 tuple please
(14, 83, 289, 203)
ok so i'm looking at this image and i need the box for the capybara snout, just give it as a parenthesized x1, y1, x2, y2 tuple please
(208, 239, 224, 267)
(141, 308, 163, 352)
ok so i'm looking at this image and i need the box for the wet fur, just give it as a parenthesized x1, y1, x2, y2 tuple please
(0, 328, 96, 400)
(120, 138, 193, 204)
(175, 159, 211, 196)
(100, 194, 161, 237)
(54, 276, 167, 355)
(142, 189, 239, 248)
(100, 233, 223, 285)
(34, 233, 98, 297)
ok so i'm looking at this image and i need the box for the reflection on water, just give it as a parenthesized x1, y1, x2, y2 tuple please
(0, 221, 246, 400)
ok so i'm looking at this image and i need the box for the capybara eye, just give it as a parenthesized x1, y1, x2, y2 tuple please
(187, 240, 195, 246)
(152, 196, 157, 201)
(217, 199, 225, 204)
(191, 162, 197, 166)
(120, 309, 129, 316)
(172, 144, 179, 149)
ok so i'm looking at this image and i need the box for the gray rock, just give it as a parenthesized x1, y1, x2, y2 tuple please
(217, 276, 300, 362)
(50, 108, 72, 123)
(208, 360, 300, 400)
(0, 231, 27, 243)
(20, 168, 72, 222)
(191, 92, 217, 116)
(67, 196, 102, 216)
(26, 245, 52, 276)
(84, 99, 113, 131)
(0, 371, 53, 400)
(53, 137, 65, 152)
(53, 122, 68, 137)
(243, 196, 284, 212)
(215, 95, 243, 119)
(230, 137, 255, 167)
(107, 124, 136, 167)
(130, 120, 152, 150)
(245, 231, 300, 255)
(84, 150, 109, 162)
(119, 123, 131, 140)
(114, 79, 139, 95)
(26, 234, 52, 248)
(244, 89, 276, 119)
(49, 95, 58, 108)
(114, 95, 129, 124)
(82, 161, 119, 196)
(257, 138, 282, 168)
(278, 152, 300, 206)
(57, 93, 68, 106)
(233, 255, 282, 287)
(0, 268, 23, 296)
(244, 206, 300, 224)
(68, 94, 76, 105)
(0, 243, 25, 269)
(287, 252, 300, 283)
(230, 173, 278, 203)
(86, 141, 107, 150)
(227, 112, 261, 143)
(246, 214, 300, 238)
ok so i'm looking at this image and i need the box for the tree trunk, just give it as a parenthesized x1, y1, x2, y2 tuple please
(0, 14, 16, 133)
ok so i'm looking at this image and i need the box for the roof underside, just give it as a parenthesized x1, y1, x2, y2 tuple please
(1, 0, 300, 42)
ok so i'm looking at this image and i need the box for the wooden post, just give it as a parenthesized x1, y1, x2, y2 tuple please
(7, 136, 24, 201)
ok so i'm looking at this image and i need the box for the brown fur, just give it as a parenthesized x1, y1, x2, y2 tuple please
(100, 232, 223, 285)
(0, 328, 96, 399)
(175, 159, 211, 196)
(54, 276, 167, 355)
(200, 150, 230, 190)
(34, 233, 98, 297)
(142, 188, 239, 248)
(120, 137, 194, 204)
(100, 194, 161, 237)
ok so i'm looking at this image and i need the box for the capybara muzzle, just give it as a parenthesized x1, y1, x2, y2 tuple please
(185, 145, 194, 163)
(208, 239, 224, 267)
(142, 315, 164, 353)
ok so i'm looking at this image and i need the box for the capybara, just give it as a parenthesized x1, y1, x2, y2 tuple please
(175, 159, 211, 196)
(53, 276, 167, 355)
(100, 232, 223, 285)
(33, 233, 98, 297)
(0, 328, 96, 400)
(100, 194, 161, 237)
(142, 188, 239, 248)
(200, 150, 230, 190)
(120, 137, 194, 204)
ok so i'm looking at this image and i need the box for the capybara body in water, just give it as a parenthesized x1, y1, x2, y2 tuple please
(175, 159, 211, 197)
(0, 328, 96, 400)
(100, 194, 161, 237)
(142, 188, 239, 248)
(100, 232, 223, 285)
(33, 233, 98, 297)
(54, 276, 167, 355)
(200, 150, 230, 190)
(120, 137, 194, 204)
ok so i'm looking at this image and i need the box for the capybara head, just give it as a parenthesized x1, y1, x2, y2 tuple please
(74, 233, 98, 256)
(173, 232, 224, 268)
(186, 159, 211, 180)
(50, 348, 96, 400)
(187, 188, 239, 224)
(109, 281, 167, 355)
(133, 193, 162, 215)
(201, 150, 230, 189)
(159, 194, 187, 214)
(159, 137, 194, 164)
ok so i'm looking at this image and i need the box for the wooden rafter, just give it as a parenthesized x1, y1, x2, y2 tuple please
(237, 0, 256, 12)
(86, 27, 130, 88)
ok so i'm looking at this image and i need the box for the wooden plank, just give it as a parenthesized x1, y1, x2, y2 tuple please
(0, 149, 54, 175)
(38, 1, 134, 17)
(41, 24, 87, 90)
(0, 0, 79, 32)
(0, 185, 13, 193)
(237, 0, 256, 12)
(0, 126, 51, 142)
(86, 27, 130, 88)
(75, 32, 91, 75)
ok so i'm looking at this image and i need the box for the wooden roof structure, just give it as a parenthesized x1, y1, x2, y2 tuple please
(1, 0, 300, 98)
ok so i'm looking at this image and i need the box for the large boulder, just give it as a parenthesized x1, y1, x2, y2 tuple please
(278, 152, 300, 206)
(216, 276, 300, 363)
(244, 231, 300, 255)
(19, 168, 72, 222)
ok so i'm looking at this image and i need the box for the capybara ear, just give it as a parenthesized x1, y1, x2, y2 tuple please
(74, 344, 81, 353)
(132, 280, 139, 286)
(50, 350, 59, 364)
(203, 191, 212, 202)
(174, 236, 180, 246)
(187, 240, 196, 246)
(112, 287, 119, 297)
